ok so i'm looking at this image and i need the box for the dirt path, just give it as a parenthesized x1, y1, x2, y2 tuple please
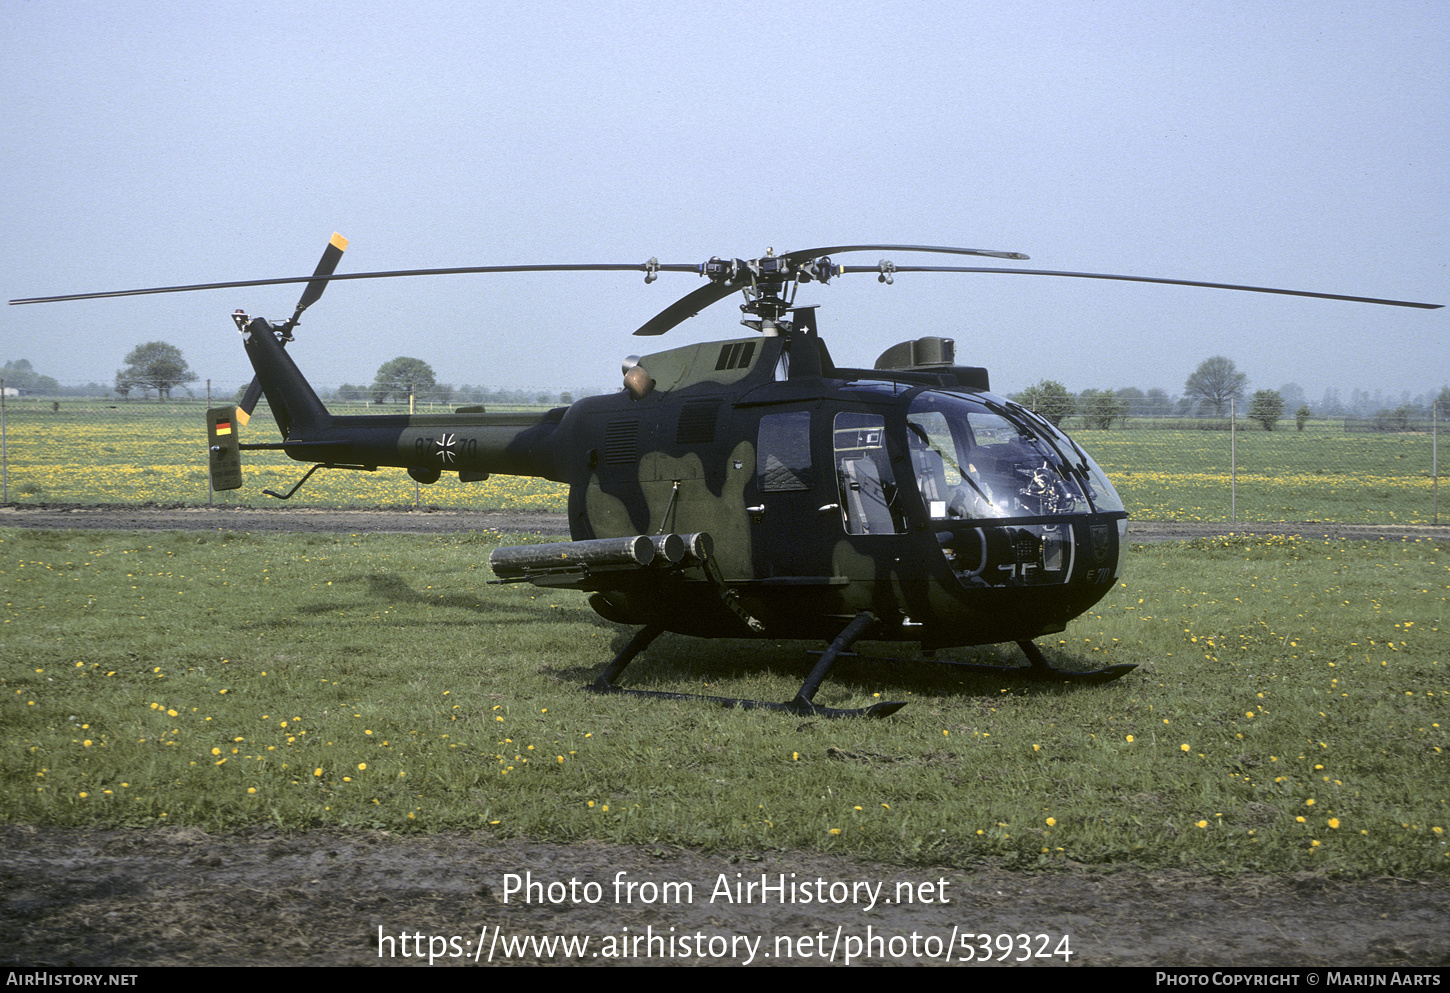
(2, 824, 1447, 967)
(3, 505, 1447, 967)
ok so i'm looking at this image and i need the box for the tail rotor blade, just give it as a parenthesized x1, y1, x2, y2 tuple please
(237, 378, 263, 423)
(287, 232, 348, 328)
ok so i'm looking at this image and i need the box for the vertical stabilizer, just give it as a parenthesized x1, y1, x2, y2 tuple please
(240, 317, 332, 440)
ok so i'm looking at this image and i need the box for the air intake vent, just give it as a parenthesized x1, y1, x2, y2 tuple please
(715, 341, 756, 371)
(604, 420, 639, 465)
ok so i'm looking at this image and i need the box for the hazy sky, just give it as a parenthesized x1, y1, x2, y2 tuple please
(3, 1, 1445, 401)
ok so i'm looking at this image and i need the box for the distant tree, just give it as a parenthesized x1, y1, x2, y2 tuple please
(1114, 387, 1145, 417)
(0, 359, 60, 395)
(113, 371, 133, 400)
(1183, 356, 1247, 416)
(1295, 405, 1311, 432)
(1078, 389, 1130, 429)
(118, 341, 197, 400)
(1144, 388, 1172, 417)
(1277, 382, 1307, 416)
(1248, 389, 1285, 431)
(1010, 379, 1074, 427)
(1436, 386, 1450, 419)
(371, 357, 436, 404)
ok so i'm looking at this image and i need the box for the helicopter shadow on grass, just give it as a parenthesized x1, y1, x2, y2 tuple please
(255, 570, 623, 633)
(588, 629, 1142, 714)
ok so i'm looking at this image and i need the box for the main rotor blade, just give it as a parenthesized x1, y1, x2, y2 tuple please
(8, 263, 698, 305)
(632, 278, 747, 336)
(781, 244, 1029, 263)
(836, 265, 1442, 309)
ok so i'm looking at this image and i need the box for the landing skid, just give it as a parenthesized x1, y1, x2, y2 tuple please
(588, 613, 908, 719)
(827, 639, 1135, 684)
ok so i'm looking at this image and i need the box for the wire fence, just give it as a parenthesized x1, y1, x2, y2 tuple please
(0, 383, 1442, 524)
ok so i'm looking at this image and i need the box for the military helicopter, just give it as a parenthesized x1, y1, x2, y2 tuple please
(12, 238, 1441, 718)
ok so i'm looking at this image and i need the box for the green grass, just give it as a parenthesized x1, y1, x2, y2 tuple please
(1, 527, 1445, 875)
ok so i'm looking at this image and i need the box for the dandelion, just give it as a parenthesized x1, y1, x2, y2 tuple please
(1328, 818, 1340, 829)
(1180, 744, 1190, 752)
(1196, 820, 1208, 828)
(1126, 735, 1134, 742)
(1045, 817, 1056, 827)
(829, 828, 841, 835)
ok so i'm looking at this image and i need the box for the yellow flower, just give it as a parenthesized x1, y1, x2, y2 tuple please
(1327, 818, 1340, 829)
(1180, 744, 1190, 752)
(829, 828, 841, 835)
(357, 763, 366, 771)
(1045, 817, 1056, 827)
(1196, 820, 1208, 828)
(1126, 735, 1134, 743)
(1305, 798, 1315, 806)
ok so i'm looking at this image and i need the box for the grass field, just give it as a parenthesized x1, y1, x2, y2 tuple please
(2, 526, 1444, 876)
(0, 398, 1441, 521)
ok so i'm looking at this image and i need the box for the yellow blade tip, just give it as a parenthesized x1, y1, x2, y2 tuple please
(330, 232, 348, 251)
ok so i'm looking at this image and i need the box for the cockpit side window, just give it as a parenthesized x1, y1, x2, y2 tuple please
(834, 411, 906, 534)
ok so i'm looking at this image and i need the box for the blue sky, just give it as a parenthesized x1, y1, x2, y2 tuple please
(3, 1, 1445, 401)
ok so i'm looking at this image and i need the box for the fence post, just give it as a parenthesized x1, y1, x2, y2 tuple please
(1, 378, 6, 504)
(206, 379, 213, 507)
(1230, 398, 1236, 524)
(1434, 399, 1439, 526)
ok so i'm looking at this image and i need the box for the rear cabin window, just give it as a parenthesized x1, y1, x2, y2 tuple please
(756, 411, 813, 492)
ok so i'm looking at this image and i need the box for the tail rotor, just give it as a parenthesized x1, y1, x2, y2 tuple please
(236, 232, 347, 424)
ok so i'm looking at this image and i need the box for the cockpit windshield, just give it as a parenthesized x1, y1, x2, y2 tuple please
(907, 391, 1125, 589)
(907, 391, 1122, 521)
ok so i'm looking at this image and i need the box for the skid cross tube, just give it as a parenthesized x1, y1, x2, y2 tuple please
(588, 612, 906, 719)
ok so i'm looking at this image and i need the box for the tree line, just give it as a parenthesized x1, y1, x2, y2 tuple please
(1012, 356, 1450, 432)
(6, 345, 1447, 429)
